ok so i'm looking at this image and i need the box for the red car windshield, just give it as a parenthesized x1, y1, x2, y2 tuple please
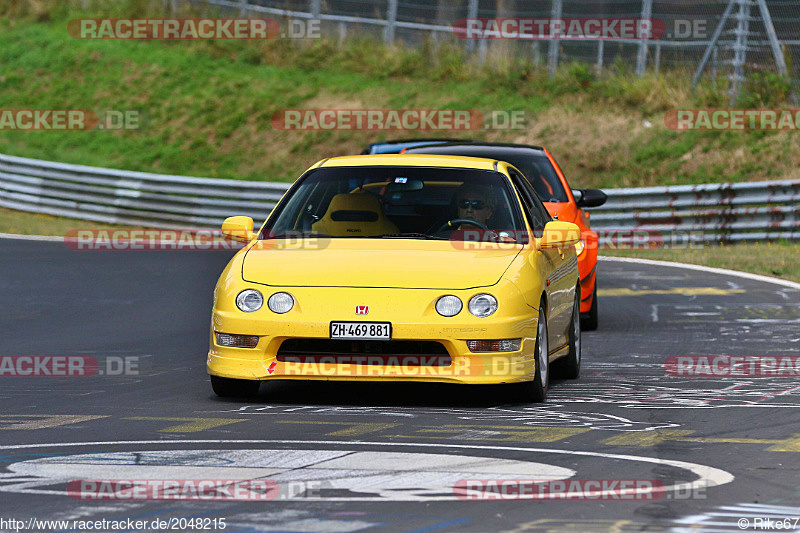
(405, 147, 569, 203)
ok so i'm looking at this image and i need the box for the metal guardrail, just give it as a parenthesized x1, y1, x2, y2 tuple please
(589, 179, 800, 243)
(0, 152, 289, 229)
(0, 152, 798, 242)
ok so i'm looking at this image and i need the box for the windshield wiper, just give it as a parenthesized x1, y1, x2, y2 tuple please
(264, 232, 332, 239)
(376, 233, 447, 240)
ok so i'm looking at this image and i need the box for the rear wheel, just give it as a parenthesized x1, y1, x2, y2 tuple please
(581, 283, 598, 331)
(554, 289, 581, 379)
(210, 375, 260, 398)
(511, 305, 549, 403)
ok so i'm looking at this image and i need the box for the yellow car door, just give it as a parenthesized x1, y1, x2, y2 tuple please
(507, 167, 576, 350)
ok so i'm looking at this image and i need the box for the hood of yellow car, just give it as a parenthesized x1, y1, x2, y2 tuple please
(242, 238, 522, 289)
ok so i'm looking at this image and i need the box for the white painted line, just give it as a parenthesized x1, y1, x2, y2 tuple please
(0, 232, 63, 242)
(0, 439, 734, 500)
(599, 256, 800, 290)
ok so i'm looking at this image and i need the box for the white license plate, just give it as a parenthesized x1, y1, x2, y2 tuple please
(330, 322, 392, 340)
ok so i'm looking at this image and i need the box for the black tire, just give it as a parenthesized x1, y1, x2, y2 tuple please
(581, 283, 598, 331)
(554, 289, 581, 379)
(210, 375, 260, 398)
(510, 305, 549, 403)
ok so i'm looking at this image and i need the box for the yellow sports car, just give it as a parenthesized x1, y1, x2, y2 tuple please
(208, 155, 582, 402)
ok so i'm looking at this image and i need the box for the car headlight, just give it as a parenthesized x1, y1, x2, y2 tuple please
(575, 239, 586, 255)
(468, 294, 497, 318)
(267, 292, 294, 314)
(236, 289, 263, 312)
(435, 295, 463, 317)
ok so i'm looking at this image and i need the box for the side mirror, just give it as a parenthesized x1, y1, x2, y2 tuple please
(221, 216, 256, 243)
(573, 188, 607, 208)
(539, 221, 581, 249)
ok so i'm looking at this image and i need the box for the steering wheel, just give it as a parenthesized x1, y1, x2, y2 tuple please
(436, 218, 489, 233)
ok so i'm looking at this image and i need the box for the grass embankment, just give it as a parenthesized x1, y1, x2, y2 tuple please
(0, 206, 136, 235)
(1, 0, 799, 188)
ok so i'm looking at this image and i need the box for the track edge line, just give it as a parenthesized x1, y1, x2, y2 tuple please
(598, 256, 800, 290)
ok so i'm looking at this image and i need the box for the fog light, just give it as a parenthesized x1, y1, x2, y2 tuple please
(268, 292, 294, 314)
(216, 332, 259, 348)
(436, 295, 463, 317)
(467, 339, 522, 352)
(575, 239, 586, 255)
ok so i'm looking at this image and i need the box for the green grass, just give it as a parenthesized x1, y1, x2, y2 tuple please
(1, 0, 798, 188)
(0, 207, 137, 235)
(602, 241, 800, 283)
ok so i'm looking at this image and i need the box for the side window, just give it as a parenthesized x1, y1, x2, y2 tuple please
(506, 169, 534, 226)
(508, 168, 548, 238)
(529, 187, 553, 229)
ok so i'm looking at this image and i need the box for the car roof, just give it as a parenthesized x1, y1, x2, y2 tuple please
(405, 142, 547, 157)
(362, 138, 470, 154)
(317, 154, 502, 171)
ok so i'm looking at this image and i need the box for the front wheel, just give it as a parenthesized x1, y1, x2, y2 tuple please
(510, 305, 549, 403)
(554, 289, 581, 379)
(210, 375, 260, 398)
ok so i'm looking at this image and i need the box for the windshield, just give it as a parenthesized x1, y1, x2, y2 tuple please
(405, 147, 569, 203)
(506, 154, 568, 203)
(263, 166, 526, 240)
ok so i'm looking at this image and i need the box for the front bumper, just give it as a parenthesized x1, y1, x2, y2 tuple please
(207, 285, 540, 385)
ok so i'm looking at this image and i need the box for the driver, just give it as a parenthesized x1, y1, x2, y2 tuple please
(455, 184, 495, 227)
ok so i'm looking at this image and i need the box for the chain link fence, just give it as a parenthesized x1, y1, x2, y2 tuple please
(189, 0, 799, 101)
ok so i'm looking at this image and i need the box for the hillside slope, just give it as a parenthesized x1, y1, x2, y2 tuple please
(1, 3, 798, 188)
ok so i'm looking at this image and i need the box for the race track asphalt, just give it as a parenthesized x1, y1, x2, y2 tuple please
(1, 237, 799, 533)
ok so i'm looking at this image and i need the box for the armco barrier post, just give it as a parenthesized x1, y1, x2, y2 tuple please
(385, 0, 397, 45)
(548, 0, 562, 78)
(635, 0, 652, 77)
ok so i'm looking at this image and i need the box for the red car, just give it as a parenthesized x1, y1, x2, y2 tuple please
(399, 142, 606, 330)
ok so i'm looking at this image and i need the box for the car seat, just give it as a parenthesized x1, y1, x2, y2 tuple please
(312, 192, 400, 237)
